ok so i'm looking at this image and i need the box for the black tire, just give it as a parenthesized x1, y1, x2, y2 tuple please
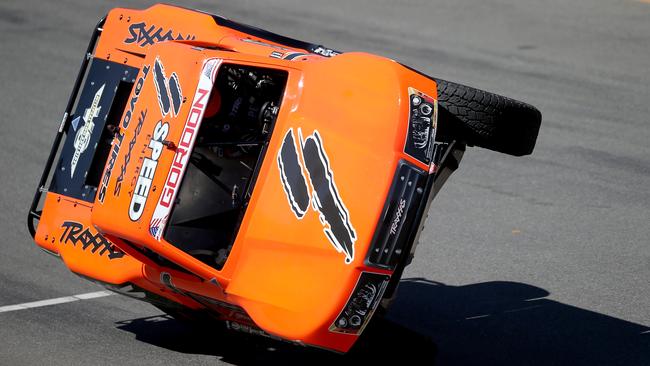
(435, 78, 542, 156)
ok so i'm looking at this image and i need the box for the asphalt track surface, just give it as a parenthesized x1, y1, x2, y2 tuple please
(1, 0, 649, 365)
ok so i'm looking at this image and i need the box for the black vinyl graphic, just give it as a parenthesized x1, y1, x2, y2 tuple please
(301, 132, 357, 263)
(277, 128, 357, 264)
(277, 130, 310, 218)
(59, 221, 124, 260)
(167, 73, 182, 115)
(153, 58, 171, 115)
(124, 22, 195, 47)
(153, 57, 183, 117)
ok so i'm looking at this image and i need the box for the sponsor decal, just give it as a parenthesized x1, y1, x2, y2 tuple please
(98, 64, 150, 202)
(70, 84, 104, 178)
(277, 128, 357, 264)
(129, 120, 169, 221)
(268, 50, 308, 60)
(149, 217, 166, 239)
(241, 36, 312, 60)
(404, 87, 438, 164)
(283, 52, 308, 60)
(124, 22, 195, 47)
(312, 46, 340, 57)
(149, 58, 223, 239)
(114, 109, 147, 197)
(366, 161, 426, 269)
(153, 57, 183, 117)
(59, 221, 124, 260)
(98, 133, 123, 202)
(330, 272, 390, 335)
(390, 198, 407, 236)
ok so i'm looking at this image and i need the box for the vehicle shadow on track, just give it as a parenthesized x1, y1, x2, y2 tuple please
(114, 305, 437, 365)
(390, 278, 650, 366)
(115, 278, 650, 365)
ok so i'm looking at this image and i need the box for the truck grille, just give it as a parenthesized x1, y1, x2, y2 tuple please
(366, 161, 427, 269)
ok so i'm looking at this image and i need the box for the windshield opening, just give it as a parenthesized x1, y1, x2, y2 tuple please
(163, 63, 288, 269)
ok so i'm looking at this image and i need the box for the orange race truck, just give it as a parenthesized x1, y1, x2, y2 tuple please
(27, 4, 541, 353)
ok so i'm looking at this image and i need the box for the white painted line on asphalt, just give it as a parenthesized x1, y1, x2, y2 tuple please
(0, 291, 113, 313)
(74, 291, 113, 300)
(503, 305, 543, 313)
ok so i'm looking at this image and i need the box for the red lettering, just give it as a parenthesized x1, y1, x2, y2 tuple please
(180, 127, 194, 148)
(173, 147, 187, 169)
(168, 167, 181, 189)
(187, 107, 201, 128)
(193, 88, 209, 109)
(161, 187, 174, 207)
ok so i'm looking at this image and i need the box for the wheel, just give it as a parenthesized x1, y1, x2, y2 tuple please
(435, 78, 542, 156)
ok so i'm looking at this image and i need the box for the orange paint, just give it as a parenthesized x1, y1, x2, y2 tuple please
(32, 3, 440, 352)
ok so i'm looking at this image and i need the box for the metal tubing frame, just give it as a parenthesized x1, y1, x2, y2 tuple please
(27, 18, 106, 238)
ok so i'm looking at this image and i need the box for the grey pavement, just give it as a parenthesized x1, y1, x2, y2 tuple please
(1, 0, 649, 364)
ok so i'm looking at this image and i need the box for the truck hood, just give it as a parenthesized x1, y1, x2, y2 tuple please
(92, 42, 221, 243)
(225, 53, 413, 336)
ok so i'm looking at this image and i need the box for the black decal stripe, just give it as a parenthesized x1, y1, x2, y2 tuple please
(277, 130, 310, 218)
(115, 48, 147, 59)
(302, 131, 356, 263)
(153, 58, 171, 115)
(308, 132, 356, 237)
(284, 52, 308, 60)
(168, 72, 183, 116)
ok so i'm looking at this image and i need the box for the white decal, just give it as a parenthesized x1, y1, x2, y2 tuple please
(70, 84, 104, 178)
(129, 121, 169, 221)
(149, 58, 222, 239)
(312, 47, 340, 57)
(390, 198, 407, 236)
